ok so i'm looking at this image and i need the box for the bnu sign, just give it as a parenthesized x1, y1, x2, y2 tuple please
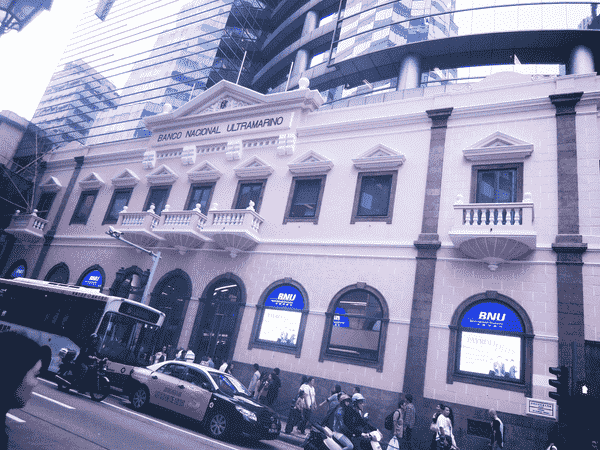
(153, 113, 291, 144)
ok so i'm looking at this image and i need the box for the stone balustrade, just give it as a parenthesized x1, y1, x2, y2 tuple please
(5, 210, 49, 242)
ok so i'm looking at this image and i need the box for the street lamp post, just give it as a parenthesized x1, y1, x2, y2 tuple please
(106, 227, 161, 306)
(0, 0, 53, 36)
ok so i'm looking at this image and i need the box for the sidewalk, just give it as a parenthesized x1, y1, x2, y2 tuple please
(277, 420, 308, 447)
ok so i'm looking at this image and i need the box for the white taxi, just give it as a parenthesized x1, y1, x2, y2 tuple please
(128, 361, 280, 440)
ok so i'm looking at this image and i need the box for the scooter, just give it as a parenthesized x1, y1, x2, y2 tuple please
(56, 348, 111, 402)
(353, 414, 383, 450)
(302, 422, 344, 450)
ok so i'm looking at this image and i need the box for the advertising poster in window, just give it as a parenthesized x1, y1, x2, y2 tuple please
(258, 285, 304, 347)
(258, 309, 302, 346)
(459, 331, 521, 380)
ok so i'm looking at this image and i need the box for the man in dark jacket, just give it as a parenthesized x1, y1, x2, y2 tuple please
(265, 368, 281, 406)
(489, 409, 504, 449)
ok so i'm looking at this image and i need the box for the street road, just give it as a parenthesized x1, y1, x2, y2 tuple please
(6, 378, 299, 450)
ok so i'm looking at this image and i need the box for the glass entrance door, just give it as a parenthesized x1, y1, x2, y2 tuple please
(195, 280, 241, 363)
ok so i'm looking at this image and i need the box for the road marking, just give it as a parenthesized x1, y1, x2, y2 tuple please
(102, 402, 239, 450)
(32, 392, 76, 410)
(38, 378, 57, 387)
(6, 413, 25, 423)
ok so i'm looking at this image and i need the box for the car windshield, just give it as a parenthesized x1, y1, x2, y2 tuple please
(209, 372, 251, 397)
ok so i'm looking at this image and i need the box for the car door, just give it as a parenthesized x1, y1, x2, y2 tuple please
(182, 368, 213, 421)
(145, 363, 187, 411)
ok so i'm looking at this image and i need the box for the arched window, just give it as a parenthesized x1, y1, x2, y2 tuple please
(77, 265, 106, 290)
(6, 260, 27, 279)
(319, 283, 389, 372)
(149, 269, 192, 351)
(447, 291, 534, 396)
(249, 279, 309, 357)
(45, 263, 70, 284)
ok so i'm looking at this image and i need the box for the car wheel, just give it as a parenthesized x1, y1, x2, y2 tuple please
(130, 385, 149, 410)
(206, 411, 229, 439)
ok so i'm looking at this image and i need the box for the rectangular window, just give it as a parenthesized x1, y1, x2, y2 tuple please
(185, 184, 215, 215)
(471, 163, 523, 203)
(144, 186, 171, 215)
(233, 180, 266, 212)
(284, 176, 326, 224)
(351, 172, 397, 224)
(35, 192, 57, 220)
(103, 189, 133, 224)
(70, 190, 98, 225)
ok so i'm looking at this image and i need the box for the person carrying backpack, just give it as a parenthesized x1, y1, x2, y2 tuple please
(387, 400, 405, 450)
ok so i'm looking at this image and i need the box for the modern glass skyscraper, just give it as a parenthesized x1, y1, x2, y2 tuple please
(26, 0, 599, 149)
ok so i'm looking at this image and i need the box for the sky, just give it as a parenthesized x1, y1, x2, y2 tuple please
(0, 1, 87, 121)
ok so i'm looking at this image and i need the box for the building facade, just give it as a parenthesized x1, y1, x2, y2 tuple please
(4, 71, 600, 448)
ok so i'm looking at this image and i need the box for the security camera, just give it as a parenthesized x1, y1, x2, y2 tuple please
(107, 226, 123, 238)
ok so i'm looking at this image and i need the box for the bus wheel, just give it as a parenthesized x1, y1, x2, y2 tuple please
(130, 385, 149, 410)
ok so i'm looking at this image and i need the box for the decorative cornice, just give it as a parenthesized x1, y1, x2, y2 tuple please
(234, 156, 274, 179)
(352, 144, 406, 171)
(40, 176, 62, 193)
(187, 161, 223, 182)
(146, 164, 178, 185)
(111, 169, 140, 188)
(463, 131, 533, 162)
(288, 150, 333, 175)
(78, 172, 105, 190)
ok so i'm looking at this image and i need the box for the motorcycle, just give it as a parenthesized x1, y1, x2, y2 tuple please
(56, 348, 111, 402)
(302, 422, 344, 450)
(353, 414, 383, 450)
(302, 413, 382, 450)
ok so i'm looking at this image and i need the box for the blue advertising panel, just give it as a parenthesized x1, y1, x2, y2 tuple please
(11, 265, 25, 278)
(461, 302, 522, 332)
(264, 285, 304, 310)
(81, 270, 103, 288)
(333, 307, 349, 327)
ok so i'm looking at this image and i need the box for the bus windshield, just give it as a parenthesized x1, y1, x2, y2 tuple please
(97, 312, 159, 366)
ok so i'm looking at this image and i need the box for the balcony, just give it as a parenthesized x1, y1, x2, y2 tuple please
(4, 210, 49, 243)
(202, 202, 264, 258)
(448, 194, 536, 271)
(153, 205, 209, 254)
(116, 206, 163, 248)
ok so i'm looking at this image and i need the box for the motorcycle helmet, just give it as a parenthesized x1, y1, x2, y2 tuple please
(352, 393, 365, 403)
(339, 394, 351, 404)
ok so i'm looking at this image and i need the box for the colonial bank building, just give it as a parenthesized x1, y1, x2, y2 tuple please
(4, 73, 600, 449)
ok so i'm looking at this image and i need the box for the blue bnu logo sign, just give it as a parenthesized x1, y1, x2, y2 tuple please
(81, 270, 103, 288)
(265, 286, 304, 310)
(462, 302, 522, 332)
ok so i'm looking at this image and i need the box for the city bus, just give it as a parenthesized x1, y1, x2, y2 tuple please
(0, 277, 165, 389)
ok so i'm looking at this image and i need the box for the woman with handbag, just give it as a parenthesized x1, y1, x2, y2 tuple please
(436, 406, 458, 450)
(430, 404, 445, 450)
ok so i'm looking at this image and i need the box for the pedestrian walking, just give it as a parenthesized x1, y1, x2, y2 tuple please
(430, 403, 445, 450)
(298, 377, 317, 434)
(152, 346, 167, 364)
(388, 399, 405, 450)
(1, 331, 43, 450)
(284, 390, 307, 434)
(265, 368, 281, 406)
(248, 363, 261, 394)
(404, 394, 416, 450)
(319, 384, 343, 412)
(184, 348, 195, 362)
(436, 406, 457, 450)
(489, 409, 503, 449)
